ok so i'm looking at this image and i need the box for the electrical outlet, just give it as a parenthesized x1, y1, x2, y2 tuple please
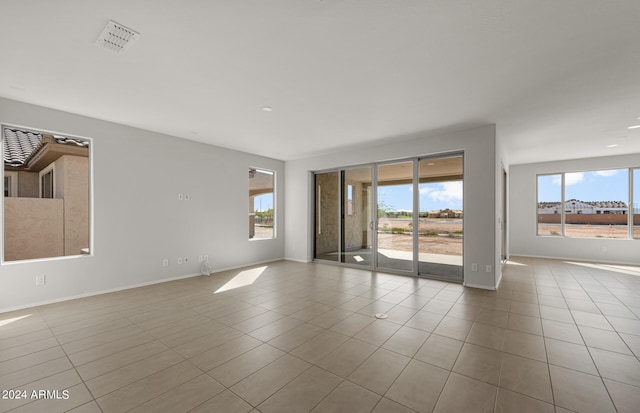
(162, 259, 169, 267)
(178, 193, 183, 200)
(486, 265, 492, 273)
(204, 255, 208, 262)
(177, 257, 183, 265)
(184, 193, 190, 201)
(471, 263, 478, 272)
(198, 255, 203, 262)
(36, 275, 46, 286)
(184, 256, 190, 264)
(601, 246, 607, 253)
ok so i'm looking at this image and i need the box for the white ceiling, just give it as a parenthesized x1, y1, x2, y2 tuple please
(1, 0, 640, 164)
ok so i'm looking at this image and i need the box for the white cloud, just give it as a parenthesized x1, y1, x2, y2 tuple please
(421, 181, 463, 204)
(593, 170, 618, 177)
(553, 172, 584, 186)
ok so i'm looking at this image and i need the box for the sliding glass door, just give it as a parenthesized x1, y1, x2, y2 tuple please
(418, 155, 464, 281)
(315, 171, 339, 261)
(314, 153, 464, 282)
(341, 167, 373, 266)
(376, 161, 414, 273)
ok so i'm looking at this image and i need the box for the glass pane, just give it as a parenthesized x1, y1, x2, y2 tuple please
(315, 171, 339, 261)
(42, 171, 53, 198)
(634, 169, 639, 239)
(418, 155, 463, 281)
(537, 174, 562, 236)
(342, 167, 372, 266)
(4, 127, 90, 261)
(564, 169, 628, 238)
(377, 161, 413, 272)
(249, 168, 274, 239)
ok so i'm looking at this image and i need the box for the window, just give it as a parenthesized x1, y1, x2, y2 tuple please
(634, 169, 639, 239)
(40, 165, 54, 199)
(2, 125, 91, 261)
(564, 169, 627, 238)
(249, 168, 275, 239)
(4, 171, 17, 197)
(537, 174, 562, 236)
(347, 185, 353, 215)
(537, 168, 636, 239)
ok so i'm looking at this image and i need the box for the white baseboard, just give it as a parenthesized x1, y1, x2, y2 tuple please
(284, 257, 312, 263)
(0, 272, 201, 314)
(463, 282, 496, 291)
(0, 258, 287, 314)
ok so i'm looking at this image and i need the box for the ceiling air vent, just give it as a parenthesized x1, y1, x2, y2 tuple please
(96, 20, 139, 53)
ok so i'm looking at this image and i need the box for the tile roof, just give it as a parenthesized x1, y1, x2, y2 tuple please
(3, 128, 43, 167)
(538, 199, 628, 209)
(3, 128, 89, 168)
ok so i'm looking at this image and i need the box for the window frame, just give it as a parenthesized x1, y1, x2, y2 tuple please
(4, 171, 18, 197)
(39, 163, 55, 199)
(536, 173, 563, 237)
(2, 123, 93, 264)
(249, 167, 276, 241)
(633, 168, 639, 240)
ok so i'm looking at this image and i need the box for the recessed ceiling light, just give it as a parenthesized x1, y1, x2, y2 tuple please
(627, 124, 640, 129)
(427, 162, 435, 166)
(262, 107, 273, 112)
(606, 144, 618, 148)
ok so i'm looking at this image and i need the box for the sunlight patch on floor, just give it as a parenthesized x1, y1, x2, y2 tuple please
(215, 266, 267, 293)
(505, 260, 528, 267)
(565, 261, 640, 277)
(0, 314, 31, 328)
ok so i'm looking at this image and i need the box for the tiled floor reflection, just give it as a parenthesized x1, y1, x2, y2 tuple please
(1, 257, 639, 412)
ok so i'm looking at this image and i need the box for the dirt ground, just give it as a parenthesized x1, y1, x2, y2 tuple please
(378, 218, 463, 255)
(538, 224, 640, 239)
(253, 226, 274, 239)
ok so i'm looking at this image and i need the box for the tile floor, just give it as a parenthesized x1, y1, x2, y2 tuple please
(1, 257, 640, 412)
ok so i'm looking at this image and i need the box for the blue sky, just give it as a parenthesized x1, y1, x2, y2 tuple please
(378, 181, 463, 212)
(254, 193, 273, 211)
(538, 169, 629, 203)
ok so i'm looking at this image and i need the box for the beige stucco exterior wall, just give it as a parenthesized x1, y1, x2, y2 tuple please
(315, 171, 339, 256)
(3, 154, 88, 261)
(57, 155, 89, 256)
(4, 197, 64, 261)
(344, 179, 369, 250)
(17, 171, 38, 198)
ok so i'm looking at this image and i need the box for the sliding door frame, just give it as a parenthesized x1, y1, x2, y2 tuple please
(313, 152, 464, 282)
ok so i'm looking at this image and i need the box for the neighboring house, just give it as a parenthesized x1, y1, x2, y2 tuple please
(3, 127, 89, 261)
(538, 199, 628, 215)
(427, 209, 463, 218)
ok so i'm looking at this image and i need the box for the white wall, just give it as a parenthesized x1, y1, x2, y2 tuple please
(509, 153, 640, 264)
(0, 97, 284, 312)
(284, 125, 498, 290)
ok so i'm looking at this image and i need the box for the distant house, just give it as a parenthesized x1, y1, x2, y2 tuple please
(538, 199, 628, 215)
(3, 127, 89, 261)
(427, 208, 463, 218)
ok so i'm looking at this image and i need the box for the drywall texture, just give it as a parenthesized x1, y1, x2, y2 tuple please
(509, 153, 640, 264)
(285, 125, 498, 290)
(0, 97, 284, 312)
(4, 198, 64, 261)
